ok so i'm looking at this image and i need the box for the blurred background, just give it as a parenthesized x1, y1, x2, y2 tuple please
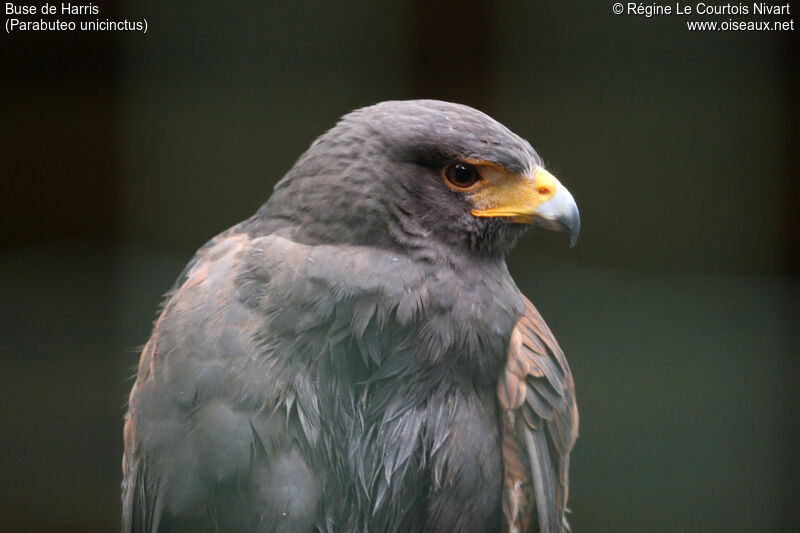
(1, 1, 797, 531)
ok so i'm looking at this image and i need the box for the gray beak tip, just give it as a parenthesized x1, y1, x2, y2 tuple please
(534, 183, 580, 248)
(568, 213, 580, 248)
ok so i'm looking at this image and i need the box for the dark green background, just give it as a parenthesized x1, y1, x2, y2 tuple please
(1, 1, 797, 531)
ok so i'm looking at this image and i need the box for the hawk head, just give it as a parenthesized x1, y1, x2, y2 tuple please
(263, 100, 579, 258)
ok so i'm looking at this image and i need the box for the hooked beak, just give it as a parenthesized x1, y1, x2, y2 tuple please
(470, 165, 580, 247)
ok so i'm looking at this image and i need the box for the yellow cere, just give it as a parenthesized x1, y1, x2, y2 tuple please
(470, 165, 558, 222)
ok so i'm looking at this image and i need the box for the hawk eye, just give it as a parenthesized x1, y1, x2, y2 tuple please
(443, 162, 481, 190)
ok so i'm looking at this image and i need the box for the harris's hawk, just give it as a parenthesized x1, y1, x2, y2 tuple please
(122, 100, 580, 533)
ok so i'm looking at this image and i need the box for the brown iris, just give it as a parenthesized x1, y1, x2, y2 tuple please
(443, 162, 482, 191)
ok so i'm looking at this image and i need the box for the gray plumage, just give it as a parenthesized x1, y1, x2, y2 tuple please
(122, 100, 579, 533)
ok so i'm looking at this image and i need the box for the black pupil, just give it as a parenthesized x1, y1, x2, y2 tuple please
(453, 164, 474, 185)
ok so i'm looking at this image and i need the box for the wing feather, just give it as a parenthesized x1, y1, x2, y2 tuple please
(498, 294, 578, 533)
